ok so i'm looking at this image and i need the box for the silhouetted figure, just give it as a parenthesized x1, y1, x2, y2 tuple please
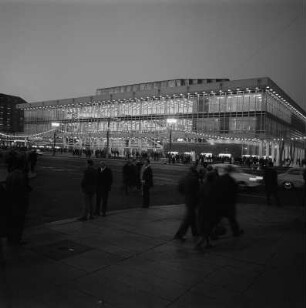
(95, 161, 113, 217)
(195, 170, 218, 249)
(198, 167, 206, 184)
(28, 150, 38, 173)
(6, 149, 18, 173)
(175, 165, 199, 241)
(123, 159, 135, 195)
(79, 160, 97, 221)
(263, 162, 281, 206)
(214, 165, 243, 237)
(141, 159, 153, 208)
(5, 158, 31, 245)
(135, 159, 144, 190)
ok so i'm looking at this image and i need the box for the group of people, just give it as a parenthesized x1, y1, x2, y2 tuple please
(79, 160, 113, 220)
(122, 159, 144, 194)
(174, 164, 244, 250)
(79, 158, 154, 220)
(5, 148, 38, 174)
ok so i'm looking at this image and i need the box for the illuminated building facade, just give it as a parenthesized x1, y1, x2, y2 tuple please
(16, 77, 306, 165)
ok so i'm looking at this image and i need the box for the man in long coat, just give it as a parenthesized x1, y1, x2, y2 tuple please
(95, 161, 113, 217)
(214, 165, 243, 237)
(263, 162, 281, 206)
(5, 157, 31, 245)
(79, 159, 97, 221)
(174, 165, 199, 241)
(141, 159, 153, 208)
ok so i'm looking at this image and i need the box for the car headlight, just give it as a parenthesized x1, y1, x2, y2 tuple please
(249, 176, 263, 182)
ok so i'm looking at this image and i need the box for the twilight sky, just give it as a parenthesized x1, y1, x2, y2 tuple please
(0, 0, 305, 110)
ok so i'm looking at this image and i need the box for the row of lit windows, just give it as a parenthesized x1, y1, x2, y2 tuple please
(24, 94, 264, 122)
(96, 79, 227, 95)
(24, 118, 262, 134)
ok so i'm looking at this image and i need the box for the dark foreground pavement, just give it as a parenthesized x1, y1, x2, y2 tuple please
(1, 203, 305, 308)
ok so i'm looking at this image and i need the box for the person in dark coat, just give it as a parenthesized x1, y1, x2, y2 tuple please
(122, 159, 135, 195)
(213, 165, 243, 237)
(141, 159, 153, 208)
(95, 161, 113, 217)
(174, 165, 200, 241)
(263, 162, 281, 206)
(195, 170, 218, 249)
(28, 149, 38, 173)
(79, 159, 97, 221)
(135, 158, 144, 190)
(5, 157, 31, 245)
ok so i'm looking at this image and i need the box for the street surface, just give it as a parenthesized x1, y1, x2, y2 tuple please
(1, 153, 304, 226)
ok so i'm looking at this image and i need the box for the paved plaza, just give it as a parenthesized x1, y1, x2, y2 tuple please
(1, 203, 305, 308)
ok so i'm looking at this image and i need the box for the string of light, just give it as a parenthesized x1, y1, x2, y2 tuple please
(0, 128, 56, 139)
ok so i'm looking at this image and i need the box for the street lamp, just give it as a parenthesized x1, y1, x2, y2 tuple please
(51, 122, 60, 156)
(166, 118, 177, 152)
(106, 118, 111, 159)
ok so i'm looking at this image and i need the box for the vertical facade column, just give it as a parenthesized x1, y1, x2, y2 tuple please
(265, 141, 270, 158)
(293, 144, 298, 166)
(271, 142, 275, 163)
(284, 144, 289, 160)
(275, 143, 280, 166)
(258, 141, 263, 157)
(138, 138, 142, 152)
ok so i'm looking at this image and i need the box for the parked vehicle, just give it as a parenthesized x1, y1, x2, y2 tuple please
(212, 163, 263, 189)
(278, 167, 305, 190)
(36, 149, 43, 156)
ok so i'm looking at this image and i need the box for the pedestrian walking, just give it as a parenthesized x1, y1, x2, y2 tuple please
(95, 161, 113, 217)
(263, 162, 281, 206)
(5, 157, 32, 245)
(174, 165, 200, 241)
(28, 149, 38, 173)
(141, 159, 153, 208)
(79, 159, 97, 221)
(195, 170, 218, 249)
(214, 165, 244, 237)
(122, 159, 135, 195)
(135, 158, 143, 190)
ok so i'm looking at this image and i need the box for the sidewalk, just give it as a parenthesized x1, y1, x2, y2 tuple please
(1, 203, 305, 308)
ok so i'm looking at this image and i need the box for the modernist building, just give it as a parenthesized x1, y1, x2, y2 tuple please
(0, 93, 25, 134)
(16, 77, 306, 164)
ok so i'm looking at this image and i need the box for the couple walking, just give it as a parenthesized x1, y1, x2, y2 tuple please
(174, 164, 243, 249)
(79, 159, 113, 221)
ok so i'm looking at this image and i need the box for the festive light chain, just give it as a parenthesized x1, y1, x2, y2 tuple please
(1, 127, 304, 143)
(0, 128, 56, 139)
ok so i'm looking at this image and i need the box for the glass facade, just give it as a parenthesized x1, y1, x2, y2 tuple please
(22, 91, 305, 140)
(15, 78, 306, 164)
(23, 93, 266, 136)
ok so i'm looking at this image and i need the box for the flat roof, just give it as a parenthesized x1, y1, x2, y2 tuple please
(16, 77, 306, 118)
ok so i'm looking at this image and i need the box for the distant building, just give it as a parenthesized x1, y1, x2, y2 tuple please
(16, 77, 306, 164)
(0, 93, 26, 133)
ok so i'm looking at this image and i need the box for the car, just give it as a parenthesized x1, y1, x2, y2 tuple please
(36, 149, 43, 156)
(278, 167, 305, 190)
(212, 163, 263, 189)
